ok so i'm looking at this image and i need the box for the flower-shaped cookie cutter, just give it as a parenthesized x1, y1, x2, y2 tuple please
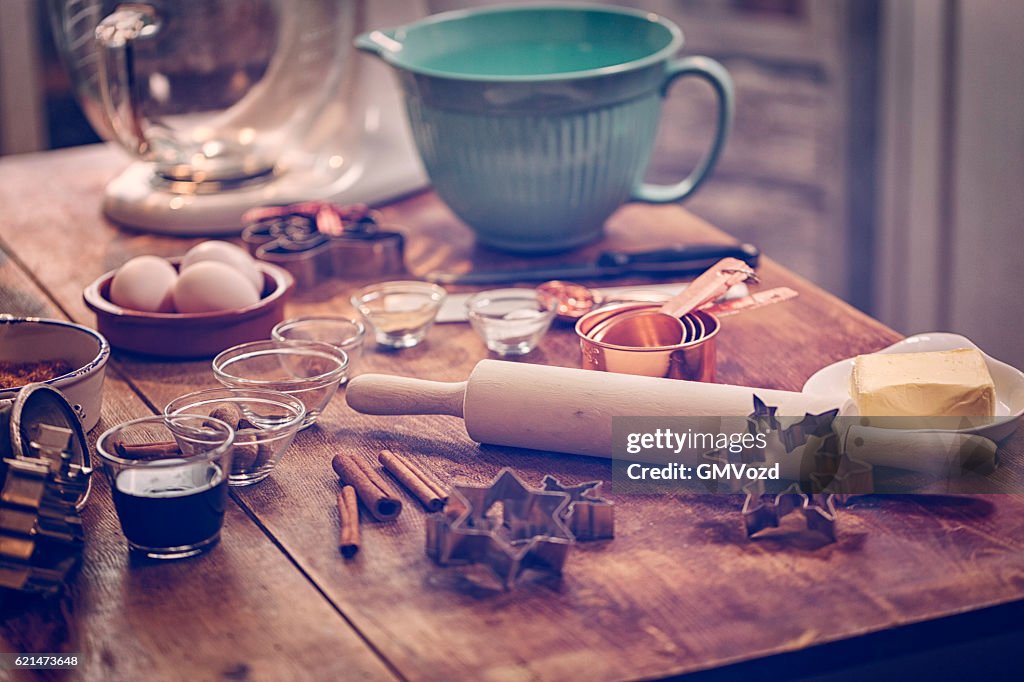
(241, 202, 406, 290)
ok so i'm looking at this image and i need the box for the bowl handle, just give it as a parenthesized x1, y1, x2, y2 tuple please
(631, 56, 735, 204)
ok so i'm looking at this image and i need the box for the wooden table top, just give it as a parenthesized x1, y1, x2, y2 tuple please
(1, 144, 1023, 681)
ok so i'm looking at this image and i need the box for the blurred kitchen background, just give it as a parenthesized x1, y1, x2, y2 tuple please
(1, 0, 1021, 365)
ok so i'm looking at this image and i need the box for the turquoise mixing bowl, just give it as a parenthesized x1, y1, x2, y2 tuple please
(357, 4, 733, 252)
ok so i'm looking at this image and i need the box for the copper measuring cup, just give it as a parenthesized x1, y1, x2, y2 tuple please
(577, 304, 720, 380)
(588, 258, 756, 346)
(574, 258, 758, 380)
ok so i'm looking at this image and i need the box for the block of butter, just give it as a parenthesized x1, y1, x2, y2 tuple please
(850, 348, 996, 417)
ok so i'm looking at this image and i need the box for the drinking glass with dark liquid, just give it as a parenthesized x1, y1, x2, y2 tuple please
(97, 415, 235, 560)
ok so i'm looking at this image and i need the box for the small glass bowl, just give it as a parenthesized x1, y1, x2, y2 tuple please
(351, 281, 447, 349)
(272, 316, 365, 381)
(95, 414, 234, 559)
(212, 340, 348, 428)
(165, 387, 306, 486)
(466, 288, 557, 356)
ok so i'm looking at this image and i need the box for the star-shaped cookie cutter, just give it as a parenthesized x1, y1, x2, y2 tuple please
(704, 396, 874, 542)
(240, 202, 405, 289)
(741, 481, 839, 542)
(541, 475, 615, 541)
(426, 469, 575, 589)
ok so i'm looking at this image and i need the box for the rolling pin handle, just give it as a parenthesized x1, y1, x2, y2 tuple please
(346, 374, 467, 418)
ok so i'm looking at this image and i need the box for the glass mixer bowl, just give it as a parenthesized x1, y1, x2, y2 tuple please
(48, 0, 356, 189)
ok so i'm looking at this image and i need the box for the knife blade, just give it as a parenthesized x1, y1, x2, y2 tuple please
(425, 243, 760, 285)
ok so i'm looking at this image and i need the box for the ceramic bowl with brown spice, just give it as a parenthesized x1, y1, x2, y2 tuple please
(0, 316, 110, 431)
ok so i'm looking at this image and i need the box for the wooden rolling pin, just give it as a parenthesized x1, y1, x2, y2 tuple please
(346, 360, 838, 459)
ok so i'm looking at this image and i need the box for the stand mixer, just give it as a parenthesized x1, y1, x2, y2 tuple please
(48, 0, 427, 235)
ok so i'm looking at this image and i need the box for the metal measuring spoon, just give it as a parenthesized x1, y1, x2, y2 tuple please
(537, 280, 672, 323)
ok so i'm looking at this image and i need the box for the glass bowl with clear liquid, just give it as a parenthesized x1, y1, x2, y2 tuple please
(466, 288, 557, 356)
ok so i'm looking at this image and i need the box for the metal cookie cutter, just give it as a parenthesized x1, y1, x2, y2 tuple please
(541, 475, 615, 541)
(704, 396, 873, 542)
(741, 482, 839, 542)
(241, 202, 405, 290)
(426, 469, 575, 589)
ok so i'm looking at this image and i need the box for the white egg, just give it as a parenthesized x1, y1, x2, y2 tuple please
(172, 261, 261, 313)
(109, 256, 178, 312)
(181, 240, 263, 294)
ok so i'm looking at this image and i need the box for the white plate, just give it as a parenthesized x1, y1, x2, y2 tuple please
(801, 333, 1024, 441)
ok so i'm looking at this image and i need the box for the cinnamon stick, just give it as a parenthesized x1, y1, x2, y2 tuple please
(115, 441, 181, 458)
(331, 453, 402, 521)
(337, 486, 360, 558)
(378, 449, 448, 512)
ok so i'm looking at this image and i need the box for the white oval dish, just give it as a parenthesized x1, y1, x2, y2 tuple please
(802, 333, 1024, 441)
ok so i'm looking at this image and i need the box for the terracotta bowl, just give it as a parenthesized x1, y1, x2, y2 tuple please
(83, 260, 294, 359)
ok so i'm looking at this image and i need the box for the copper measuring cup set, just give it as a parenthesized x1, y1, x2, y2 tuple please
(569, 258, 762, 381)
